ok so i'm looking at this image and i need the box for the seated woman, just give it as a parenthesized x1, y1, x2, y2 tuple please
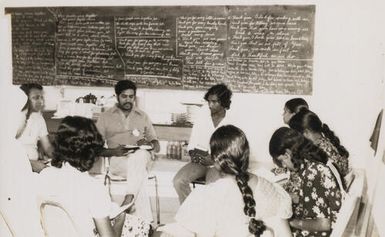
(269, 127, 342, 237)
(16, 83, 53, 172)
(157, 125, 293, 237)
(0, 82, 44, 237)
(38, 116, 134, 237)
(288, 109, 351, 181)
(282, 98, 309, 125)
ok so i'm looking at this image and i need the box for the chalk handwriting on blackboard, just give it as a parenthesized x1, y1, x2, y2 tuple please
(11, 11, 56, 84)
(6, 5, 315, 94)
(56, 14, 122, 81)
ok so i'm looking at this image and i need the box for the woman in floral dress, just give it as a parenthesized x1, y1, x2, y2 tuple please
(269, 127, 342, 237)
(289, 109, 350, 181)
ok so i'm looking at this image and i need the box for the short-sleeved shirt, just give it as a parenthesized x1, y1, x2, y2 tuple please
(176, 175, 292, 237)
(17, 111, 48, 160)
(96, 105, 158, 148)
(187, 106, 233, 152)
(38, 163, 112, 237)
(285, 160, 342, 237)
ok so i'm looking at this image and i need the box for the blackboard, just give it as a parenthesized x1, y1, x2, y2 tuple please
(5, 5, 315, 94)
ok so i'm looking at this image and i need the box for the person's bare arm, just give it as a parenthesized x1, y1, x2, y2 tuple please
(16, 114, 28, 139)
(112, 213, 126, 237)
(265, 217, 292, 237)
(15, 120, 27, 139)
(40, 135, 53, 158)
(289, 217, 331, 232)
(93, 213, 125, 237)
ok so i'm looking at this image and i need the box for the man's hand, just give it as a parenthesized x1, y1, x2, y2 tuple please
(136, 138, 152, 147)
(189, 150, 213, 166)
(113, 145, 133, 156)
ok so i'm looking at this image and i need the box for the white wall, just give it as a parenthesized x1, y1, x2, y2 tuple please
(1, 0, 384, 167)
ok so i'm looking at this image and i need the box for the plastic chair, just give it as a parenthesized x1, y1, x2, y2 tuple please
(40, 200, 82, 237)
(191, 176, 206, 188)
(148, 174, 161, 226)
(103, 156, 161, 225)
(327, 161, 347, 196)
(0, 214, 14, 237)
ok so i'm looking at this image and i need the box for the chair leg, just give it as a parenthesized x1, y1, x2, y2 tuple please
(148, 175, 160, 225)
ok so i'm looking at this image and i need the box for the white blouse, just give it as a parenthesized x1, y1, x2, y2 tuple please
(187, 105, 234, 152)
(175, 175, 292, 237)
(17, 111, 48, 160)
(38, 163, 112, 237)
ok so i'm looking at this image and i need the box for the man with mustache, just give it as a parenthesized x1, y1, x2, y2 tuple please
(96, 79, 160, 223)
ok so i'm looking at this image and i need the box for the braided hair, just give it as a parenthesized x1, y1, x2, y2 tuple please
(269, 127, 328, 170)
(210, 125, 266, 237)
(289, 109, 349, 158)
(321, 123, 349, 158)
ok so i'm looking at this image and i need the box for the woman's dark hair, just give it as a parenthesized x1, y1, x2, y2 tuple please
(51, 116, 104, 172)
(20, 83, 43, 112)
(115, 80, 137, 96)
(204, 84, 232, 110)
(210, 125, 265, 237)
(289, 110, 349, 158)
(269, 127, 328, 169)
(284, 98, 308, 113)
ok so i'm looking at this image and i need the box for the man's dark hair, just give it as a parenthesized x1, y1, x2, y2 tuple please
(115, 80, 137, 96)
(204, 84, 232, 110)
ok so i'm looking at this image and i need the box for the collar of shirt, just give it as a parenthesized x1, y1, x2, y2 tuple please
(62, 162, 88, 176)
(110, 104, 143, 117)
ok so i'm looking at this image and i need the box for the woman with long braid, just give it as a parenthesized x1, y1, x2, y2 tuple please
(269, 127, 342, 237)
(288, 109, 351, 180)
(157, 125, 292, 237)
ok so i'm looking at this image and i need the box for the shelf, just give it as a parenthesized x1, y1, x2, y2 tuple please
(153, 123, 192, 128)
(43, 111, 192, 141)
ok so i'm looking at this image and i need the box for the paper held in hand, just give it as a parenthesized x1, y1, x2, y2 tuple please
(124, 145, 153, 151)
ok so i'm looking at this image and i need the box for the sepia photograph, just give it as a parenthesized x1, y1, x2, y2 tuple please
(0, 0, 384, 236)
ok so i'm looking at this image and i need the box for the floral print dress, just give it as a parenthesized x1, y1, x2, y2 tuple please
(315, 136, 350, 177)
(285, 160, 342, 237)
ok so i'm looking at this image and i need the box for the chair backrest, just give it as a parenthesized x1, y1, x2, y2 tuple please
(0, 214, 13, 237)
(40, 200, 82, 237)
(330, 169, 365, 237)
(327, 161, 347, 196)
